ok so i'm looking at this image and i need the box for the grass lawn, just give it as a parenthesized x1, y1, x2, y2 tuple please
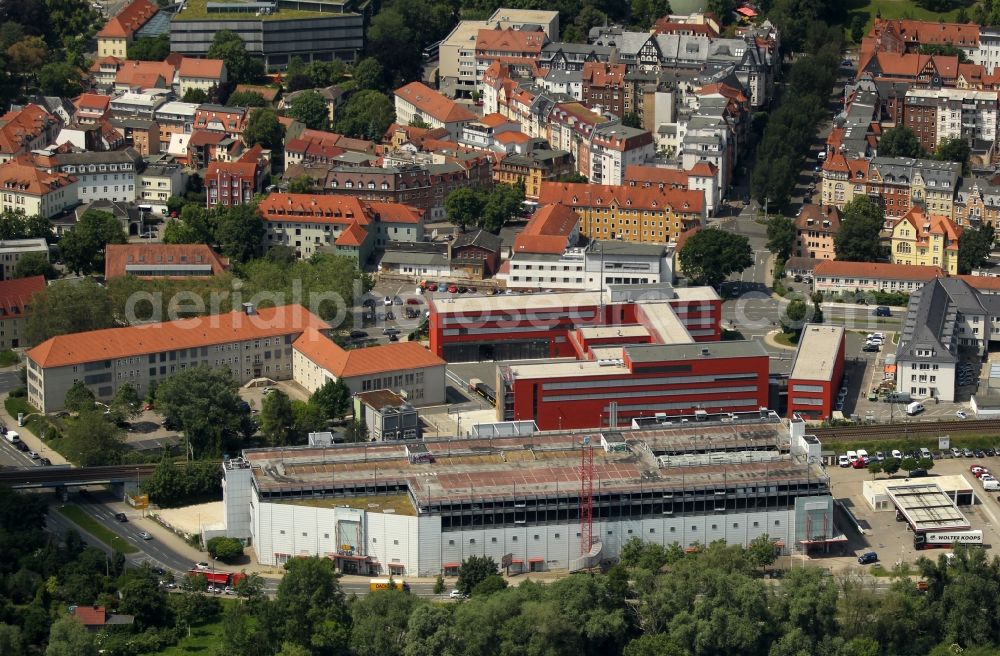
(774, 331, 799, 347)
(0, 349, 20, 367)
(154, 600, 237, 656)
(847, 0, 963, 32)
(57, 505, 139, 554)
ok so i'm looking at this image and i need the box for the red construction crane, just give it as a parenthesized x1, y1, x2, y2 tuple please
(579, 436, 594, 556)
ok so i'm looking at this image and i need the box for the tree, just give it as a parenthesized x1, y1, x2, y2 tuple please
(935, 137, 971, 173)
(835, 196, 885, 262)
(867, 460, 884, 477)
(918, 456, 935, 472)
(64, 379, 95, 413)
(746, 534, 778, 572)
(433, 573, 445, 595)
(226, 90, 267, 107)
(481, 183, 525, 233)
(622, 112, 642, 129)
(6, 35, 46, 75)
(444, 187, 483, 231)
(155, 366, 244, 458)
(557, 172, 589, 183)
(782, 299, 809, 334)
(287, 175, 315, 194)
(207, 536, 244, 562)
(310, 378, 351, 419)
(288, 90, 329, 130)
(352, 57, 384, 91)
(61, 411, 126, 466)
(918, 44, 971, 63)
(243, 108, 285, 150)
(25, 278, 116, 345)
(58, 210, 127, 275)
(405, 605, 455, 656)
(850, 14, 866, 43)
(207, 30, 263, 84)
(678, 229, 753, 287)
(766, 215, 796, 262)
(630, 0, 672, 29)
(707, 0, 738, 24)
(292, 400, 325, 438)
(456, 555, 498, 595)
(182, 88, 209, 103)
(878, 126, 924, 158)
(12, 252, 57, 280)
(883, 457, 901, 477)
(471, 574, 507, 596)
(344, 419, 368, 442)
(260, 390, 295, 446)
(900, 456, 919, 474)
(349, 588, 418, 656)
(275, 557, 350, 654)
(38, 61, 81, 97)
(959, 224, 995, 275)
(128, 34, 170, 61)
(45, 615, 97, 656)
(118, 574, 170, 628)
(109, 382, 141, 423)
(335, 89, 395, 140)
(0, 624, 24, 656)
(215, 204, 265, 264)
(284, 56, 313, 92)
(0, 210, 51, 240)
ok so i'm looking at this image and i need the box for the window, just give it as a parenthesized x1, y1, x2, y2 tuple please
(469, 539, 475, 544)
(448, 539, 454, 545)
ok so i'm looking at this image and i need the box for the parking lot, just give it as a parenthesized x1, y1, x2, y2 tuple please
(828, 454, 1000, 566)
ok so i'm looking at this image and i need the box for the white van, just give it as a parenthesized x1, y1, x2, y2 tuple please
(920, 447, 932, 460)
(983, 479, 1000, 491)
(838, 454, 850, 467)
(906, 402, 925, 416)
(857, 449, 869, 463)
(847, 450, 859, 465)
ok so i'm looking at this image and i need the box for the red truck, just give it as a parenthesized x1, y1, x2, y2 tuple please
(187, 570, 245, 589)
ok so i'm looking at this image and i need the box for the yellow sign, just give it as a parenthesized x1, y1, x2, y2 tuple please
(129, 494, 149, 509)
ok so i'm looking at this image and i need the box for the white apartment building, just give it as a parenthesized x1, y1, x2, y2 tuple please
(138, 161, 185, 214)
(0, 159, 78, 219)
(503, 241, 674, 291)
(52, 148, 142, 205)
(589, 125, 654, 186)
(393, 82, 476, 141)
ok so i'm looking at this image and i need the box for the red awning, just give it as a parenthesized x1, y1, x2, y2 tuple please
(528, 557, 544, 563)
(336, 554, 368, 561)
(443, 562, 460, 568)
(510, 559, 523, 564)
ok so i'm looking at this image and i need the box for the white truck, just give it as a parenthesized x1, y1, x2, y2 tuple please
(914, 529, 984, 549)
(4, 430, 19, 443)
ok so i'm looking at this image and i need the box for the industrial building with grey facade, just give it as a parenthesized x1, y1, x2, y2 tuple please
(219, 412, 842, 575)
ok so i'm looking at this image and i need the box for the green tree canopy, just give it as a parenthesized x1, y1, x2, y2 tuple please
(879, 126, 925, 158)
(61, 411, 126, 466)
(456, 555, 499, 596)
(287, 90, 329, 130)
(154, 366, 244, 458)
(207, 536, 245, 562)
(64, 379, 95, 413)
(310, 378, 351, 420)
(215, 203, 265, 264)
(244, 107, 286, 150)
(935, 137, 971, 173)
(275, 556, 350, 654)
(44, 615, 97, 656)
(58, 210, 127, 275)
(335, 89, 395, 140)
(352, 56, 385, 91)
(0, 210, 51, 240)
(260, 389, 295, 446)
(38, 61, 82, 97)
(834, 196, 885, 262)
(227, 90, 268, 107)
(959, 224, 995, 275)
(182, 88, 209, 103)
(287, 175, 315, 194)
(678, 229, 753, 288)
(207, 30, 264, 84)
(766, 215, 796, 262)
(25, 278, 116, 345)
(127, 34, 169, 61)
(12, 251, 57, 280)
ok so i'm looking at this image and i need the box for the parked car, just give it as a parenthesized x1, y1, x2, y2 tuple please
(449, 589, 465, 599)
(27, 450, 39, 460)
(858, 551, 878, 565)
(392, 296, 403, 305)
(39, 458, 51, 466)
(448, 285, 459, 293)
(115, 513, 128, 522)
(891, 449, 902, 459)
(952, 447, 962, 458)
(964, 448, 975, 457)
(138, 531, 153, 540)
(383, 296, 392, 306)
(956, 410, 968, 420)
(862, 344, 880, 352)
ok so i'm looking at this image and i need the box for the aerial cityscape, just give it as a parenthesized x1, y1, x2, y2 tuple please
(5, 0, 1000, 654)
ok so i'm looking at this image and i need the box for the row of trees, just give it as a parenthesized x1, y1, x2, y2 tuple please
(162, 203, 265, 265)
(751, 21, 843, 208)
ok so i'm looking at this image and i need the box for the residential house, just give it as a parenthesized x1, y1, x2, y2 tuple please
(474, 27, 548, 94)
(581, 62, 630, 118)
(451, 229, 502, 278)
(47, 148, 142, 205)
(153, 101, 199, 152)
(794, 205, 842, 261)
(538, 181, 705, 245)
(176, 57, 227, 98)
(96, 0, 159, 57)
(0, 157, 77, 218)
(493, 139, 575, 201)
(193, 105, 249, 140)
(114, 60, 177, 93)
(890, 206, 963, 276)
(205, 146, 267, 208)
(812, 260, 946, 294)
(0, 275, 45, 350)
(0, 105, 59, 163)
(394, 82, 477, 140)
(588, 124, 654, 186)
(623, 163, 719, 216)
(138, 160, 184, 214)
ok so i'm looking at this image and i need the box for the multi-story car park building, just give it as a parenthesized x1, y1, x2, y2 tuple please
(428, 284, 721, 362)
(787, 325, 846, 421)
(218, 412, 838, 573)
(169, 0, 365, 69)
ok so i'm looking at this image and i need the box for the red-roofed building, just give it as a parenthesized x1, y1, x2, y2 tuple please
(194, 105, 248, 139)
(97, 0, 159, 58)
(539, 181, 704, 245)
(394, 82, 476, 140)
(205, 145, 268, 208)
(89, 56, 124, 87)
(284, 129, 345, 170)
(177, 58, 228, 97)
(581, 62, 629, 118)
(794, 205, 842, 261)
(26, 304, 329, 412)
(69, 606, 135, 631)
(512, 203, 580, 255)
(0, 156, 77, 218)
(259, 193, 422, 263)
(74, 94, 112, 124)
(0, 105, 60, 163)
(812, 260, 945, 294)
(890, 205, 963, 275)
(114, 60, 177, 93)
(474, 27, 548, 87)
(0, 275, 44, 349)
(292, 329, 445, 404)
(105, 244, 229, 280)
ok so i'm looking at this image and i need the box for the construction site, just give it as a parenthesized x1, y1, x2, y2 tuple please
(220, 411, 842, 575)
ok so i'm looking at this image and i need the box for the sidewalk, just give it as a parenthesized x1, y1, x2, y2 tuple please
(0, 391, 69, 465)
(762, 330, 796, 351)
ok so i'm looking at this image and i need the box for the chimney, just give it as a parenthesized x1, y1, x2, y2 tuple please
(243, 302, 256, 316)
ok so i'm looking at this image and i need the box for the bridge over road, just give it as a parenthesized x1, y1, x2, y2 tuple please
(0, 464, 158, 489)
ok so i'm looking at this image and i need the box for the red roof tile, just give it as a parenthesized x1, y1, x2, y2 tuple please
(0, 157, 75, 195)
(813, 260, 945, 281)
(335, 221, 369, 247)
(0, 275, 44, 319)
(178, 57, 225, 80)
(293, 329, 444, 378)
(104, 244, 230, 279)
(394, 82, 476, 124)
(71, 606, 106, 626)
(475, 27, 546, 56)
(97, 0, 158, 38)
(27, 304, 328, 369)
(539, 182, 705, 215)
(367, 202, 423, 224)
(513, 203, 579, 254)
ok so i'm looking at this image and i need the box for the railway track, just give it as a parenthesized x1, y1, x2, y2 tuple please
(811, 419, 1000, 442)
